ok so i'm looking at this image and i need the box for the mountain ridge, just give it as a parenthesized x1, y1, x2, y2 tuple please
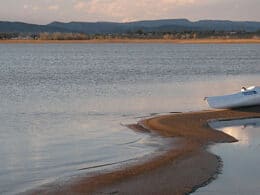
(1, 19, 260, 34)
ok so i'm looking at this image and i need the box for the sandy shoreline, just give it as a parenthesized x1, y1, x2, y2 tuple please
(26, 106, 260, 195)
(1, 38, 260, 44)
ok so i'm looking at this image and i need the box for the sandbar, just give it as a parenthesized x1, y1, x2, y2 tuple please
(27, 106, 260, 195)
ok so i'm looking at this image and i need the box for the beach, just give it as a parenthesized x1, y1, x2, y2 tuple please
(27, 106, 260, 194)
(1, 38, 260, 44)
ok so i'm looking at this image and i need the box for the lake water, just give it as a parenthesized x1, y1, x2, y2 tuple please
(0, 43, 259, 194)
(193, 118, 260, 195)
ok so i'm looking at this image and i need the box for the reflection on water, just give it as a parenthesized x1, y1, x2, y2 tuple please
(222, 126, 250, 145)
(0, 43, 259, 194)
(210, 118, 260, 146)
(194, 118, 260, 195)
(0, 113, 173, 195)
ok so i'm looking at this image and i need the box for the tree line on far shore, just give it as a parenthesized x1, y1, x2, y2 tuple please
(0, 30, 260, 40)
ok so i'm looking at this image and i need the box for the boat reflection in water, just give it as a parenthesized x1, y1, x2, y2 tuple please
(193, 118, 260, 195)
(209, 118, 260, 146)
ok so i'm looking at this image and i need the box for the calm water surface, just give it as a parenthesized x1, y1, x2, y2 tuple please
(0, 44, 259, 194)
(194, 118, 260, 195)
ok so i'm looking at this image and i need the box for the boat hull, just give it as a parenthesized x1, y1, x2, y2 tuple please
(206, 87, 260, 109)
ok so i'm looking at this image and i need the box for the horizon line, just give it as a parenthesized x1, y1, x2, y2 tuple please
(1, 18, 260, 26)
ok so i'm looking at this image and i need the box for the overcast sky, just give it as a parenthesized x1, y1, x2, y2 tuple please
(0, 0, 259, 24)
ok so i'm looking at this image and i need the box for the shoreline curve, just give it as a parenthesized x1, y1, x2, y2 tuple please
(27, 106, 260, 195)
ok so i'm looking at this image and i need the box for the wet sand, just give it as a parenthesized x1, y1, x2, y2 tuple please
(1, 38, 260, 44)
(27, 106, 260, 195)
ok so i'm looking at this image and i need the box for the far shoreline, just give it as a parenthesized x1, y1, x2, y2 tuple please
(27, 106, 260, 195)
(1, 38, 260, 44)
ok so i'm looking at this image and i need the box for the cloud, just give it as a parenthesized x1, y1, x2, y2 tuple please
(2, 0, 259, 24)
(23, 4, 29, 9)
(73, 0, 199, 22)
(74, 1, 86, 10)
(48, 5, 59, 11)
(23, 4, 39, 11)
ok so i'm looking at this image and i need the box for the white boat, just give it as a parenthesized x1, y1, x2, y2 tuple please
(205, 86, 260, 109)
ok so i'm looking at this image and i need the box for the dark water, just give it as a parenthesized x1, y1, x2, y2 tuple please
(0, 43, 259, 194)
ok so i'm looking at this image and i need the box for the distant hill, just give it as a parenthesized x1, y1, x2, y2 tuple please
(0, 21, 73, 33)
(1, 19, 260, 34)
(194, 20, 260, 32)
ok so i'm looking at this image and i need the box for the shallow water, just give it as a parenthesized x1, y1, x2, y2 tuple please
(193, 118, 260, 195)
(0, 43, 260, 194)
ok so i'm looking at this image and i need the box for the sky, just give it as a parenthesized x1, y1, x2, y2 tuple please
(0, 0, 259, 24)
